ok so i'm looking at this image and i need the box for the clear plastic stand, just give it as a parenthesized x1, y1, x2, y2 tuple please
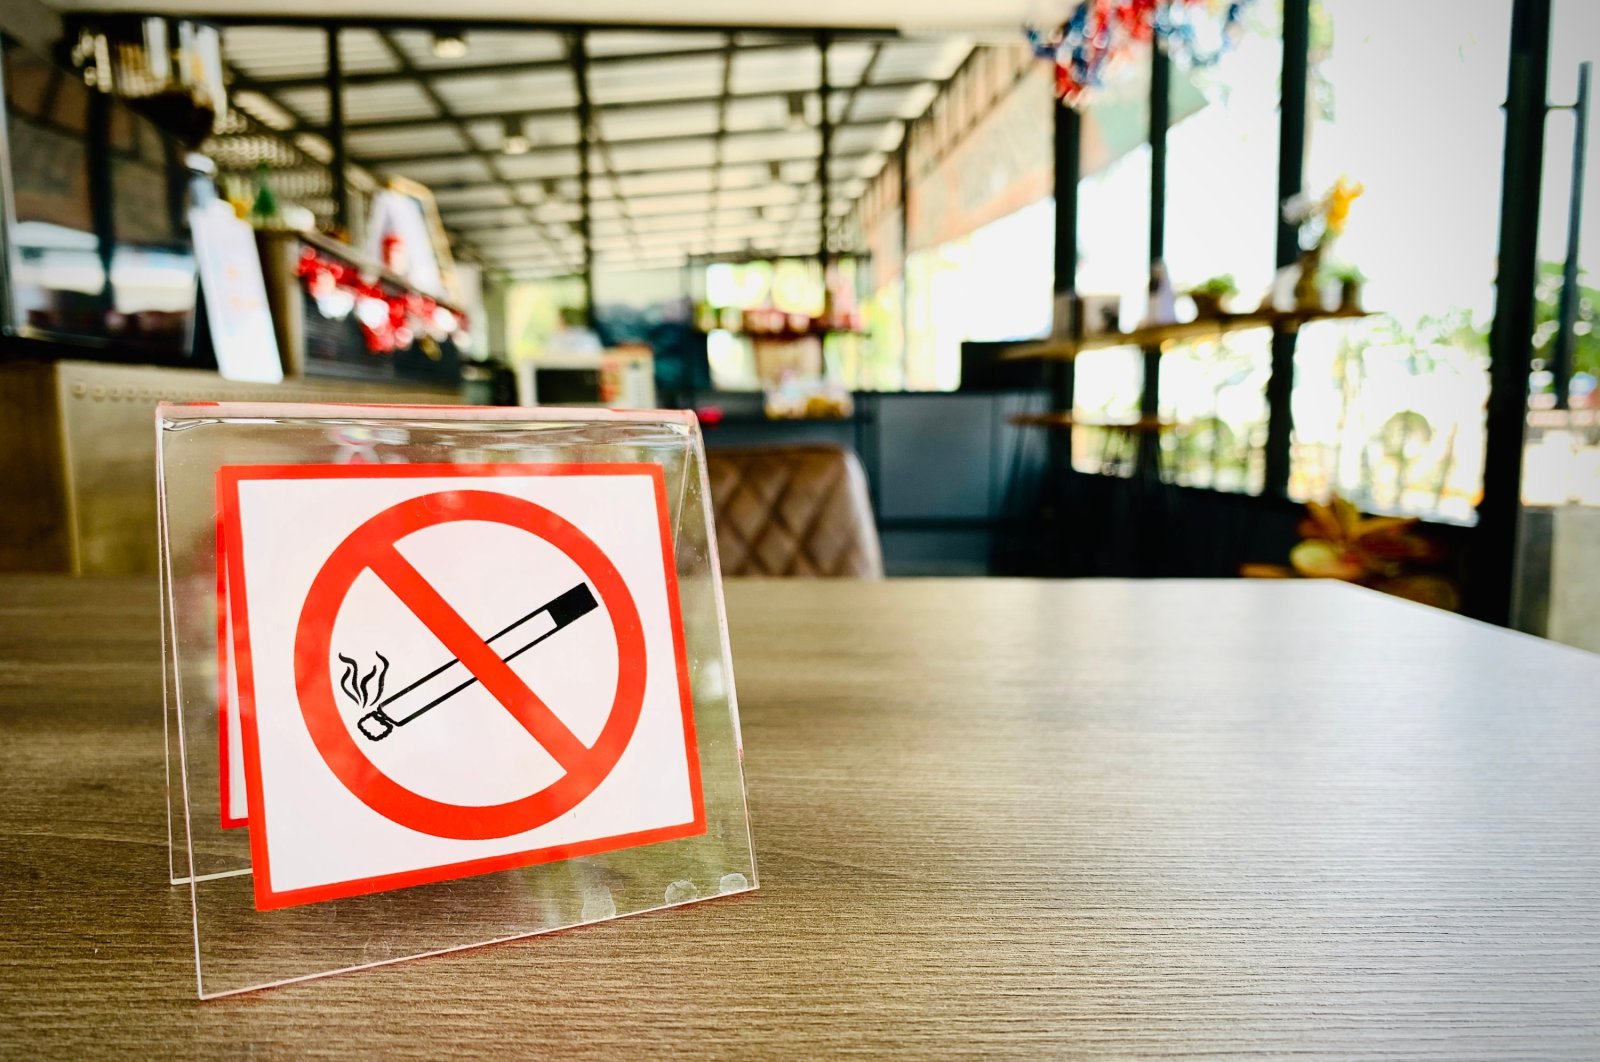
(158, 403, 756, 998)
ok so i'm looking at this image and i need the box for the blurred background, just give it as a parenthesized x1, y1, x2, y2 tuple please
(0, 0, 1596, 650)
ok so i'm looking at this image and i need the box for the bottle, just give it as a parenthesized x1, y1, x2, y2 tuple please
(250, 162, 279, 229)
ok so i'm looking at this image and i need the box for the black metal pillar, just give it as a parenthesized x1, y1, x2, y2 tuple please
(1262, 0, 1310, 498)
(1137, 45, 1171, 477)
(573, 32, 596, 330)
(817, 32, 833, 275)
(325, 26, 349, 235)
(1551, 61, 1590, 410)
(1471, 0, 1552, 626)
(1051, 99, 1080, 419)
(86, 88, 114, 317)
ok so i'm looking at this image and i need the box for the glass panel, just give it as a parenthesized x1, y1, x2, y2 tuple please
(904, 198, 1056, 392)
(160, 404, 755, 997)
(1158, 331, 1271, 492)
(1514, 0, 1600, 650)
(1155, 6, 1280, 492)
(1071, 57, 1152, 468)
(1289, 0, 1511, 521)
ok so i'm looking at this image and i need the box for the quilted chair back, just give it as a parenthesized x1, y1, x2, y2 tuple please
(703, 444, 883, 578)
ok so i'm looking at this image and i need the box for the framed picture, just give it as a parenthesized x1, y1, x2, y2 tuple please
(367, 175, 460, 304)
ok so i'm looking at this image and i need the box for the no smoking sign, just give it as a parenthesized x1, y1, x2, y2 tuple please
(218, 463, 705, 911)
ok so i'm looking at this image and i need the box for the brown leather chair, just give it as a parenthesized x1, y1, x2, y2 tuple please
(704, 444, 883, 578)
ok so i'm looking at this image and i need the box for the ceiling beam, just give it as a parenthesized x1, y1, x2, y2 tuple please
(223, 40, 811, 92)
(426, 150, 877, 194)
(441, 180, 855, 224)
(105, 13, 899, 37)
(455, 201, 846, 236)
(337, 78, 932, 134)
(363, 117, 889, 167)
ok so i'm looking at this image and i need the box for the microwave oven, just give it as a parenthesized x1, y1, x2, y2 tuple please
(514, 349, 656, 408)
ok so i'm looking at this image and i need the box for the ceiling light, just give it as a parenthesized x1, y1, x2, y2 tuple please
(786, 92, 806, 130)
(502, 116, 530, 156)
(431, 29, 468, 60)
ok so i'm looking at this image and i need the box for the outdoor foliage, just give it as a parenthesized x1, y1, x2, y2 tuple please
(1532, 261, 1600, 384)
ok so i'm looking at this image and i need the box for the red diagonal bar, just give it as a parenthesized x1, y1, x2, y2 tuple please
(367, 542, 589, 773)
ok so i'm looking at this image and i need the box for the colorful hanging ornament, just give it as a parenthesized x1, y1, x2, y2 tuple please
(1026, 0, 1253, 106)
(295, 246, 468, 355)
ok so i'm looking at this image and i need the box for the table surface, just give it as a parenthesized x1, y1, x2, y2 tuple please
(3, 576, 1599, 1057)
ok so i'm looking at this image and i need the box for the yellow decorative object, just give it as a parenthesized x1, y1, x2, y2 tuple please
(1323, 177, 1364, 237)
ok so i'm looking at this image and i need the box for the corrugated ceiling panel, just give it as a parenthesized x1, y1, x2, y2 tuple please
(391, 29, 567, 69)
(830, 122, 900, 156)
(872, 38, 972, 83)
(716, 185, 804, 210)
(614, 169, 715, 197)
(586, 31, 727, 57)
(463, 114, 580, 152)
(445, 205, 527, 229)
(823, 41, 876, 84)
(495, 149, 584, 180)
(723, 96, 789, 133)
(720, 129, 818, 163)
(838, 85, 922, 122)
(270, 86, 330, 123)
(223, 27, 326, 78)
(587, 54, 723, 105)
(729, 47, 817, 95)
(276, 81, 438, 125)
(597, 103, 719, 143)
(433, 68, 577, 113)
(346, 124, 467, 156)
(380, 155, 493, 185)
(600, 139, 716, 172)
(216, 25, 980, 272)
(433, 185, 515, 209)
(621, 190, 715, 217)
(336, 30, 400, 75)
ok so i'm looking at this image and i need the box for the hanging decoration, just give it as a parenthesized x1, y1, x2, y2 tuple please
(295, 247, 471, 357)
(1026, 0, 1252, 106)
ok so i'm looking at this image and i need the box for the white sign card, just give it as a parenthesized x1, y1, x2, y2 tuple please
(189, 200, 284, 384)
(217, 462, 704, 910)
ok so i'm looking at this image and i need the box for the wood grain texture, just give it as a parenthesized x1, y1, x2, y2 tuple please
(2, 576, 1599, 1058)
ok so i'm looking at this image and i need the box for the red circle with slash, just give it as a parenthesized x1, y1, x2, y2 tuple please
(293, 489, 646, 841)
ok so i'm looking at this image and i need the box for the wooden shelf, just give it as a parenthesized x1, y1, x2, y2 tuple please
(1009, 413, 1177, 432)
(693, 328, 868, 341)
(1000, 308, 1375, 361)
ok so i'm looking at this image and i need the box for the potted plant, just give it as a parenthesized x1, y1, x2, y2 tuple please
(1329, 264, 1366, 312)
(1186, 274, 1237, 318)
(1240, 495, 1458, 611)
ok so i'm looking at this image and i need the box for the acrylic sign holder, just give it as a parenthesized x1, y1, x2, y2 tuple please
(158, 403, 756, 998)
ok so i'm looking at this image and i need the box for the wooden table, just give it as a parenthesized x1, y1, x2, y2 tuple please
(3, 576, 1599, 1057)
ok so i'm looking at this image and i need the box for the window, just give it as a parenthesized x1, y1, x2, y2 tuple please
(905, 197, 1056, 391)
(1288, 0, 1512, 521)
(1156, 4, 1282, 492)
(1071, 51, 1152, 472)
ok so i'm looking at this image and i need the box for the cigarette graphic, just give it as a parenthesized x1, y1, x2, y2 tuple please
(349, 582, 598, 741)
